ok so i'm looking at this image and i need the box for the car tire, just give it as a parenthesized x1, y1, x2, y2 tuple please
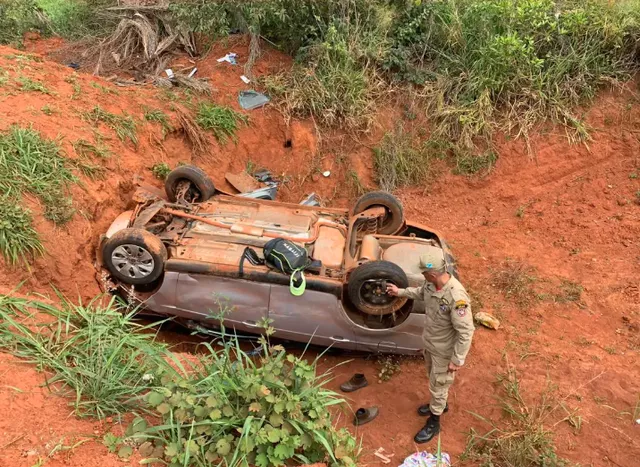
(352, 191, 404, 235)
(165, 165, 216, 202)
(103, 228, 167, 285)
(347, 260, 409, 316)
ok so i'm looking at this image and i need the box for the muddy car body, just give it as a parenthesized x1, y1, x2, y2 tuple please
(98, 166, 457, 355)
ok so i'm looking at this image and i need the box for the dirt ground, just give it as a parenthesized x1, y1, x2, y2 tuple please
(0, 36, 638, 466)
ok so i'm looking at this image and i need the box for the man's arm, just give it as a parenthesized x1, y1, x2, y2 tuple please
(397, 285, 425, 301)
(449, 293, 475, 367)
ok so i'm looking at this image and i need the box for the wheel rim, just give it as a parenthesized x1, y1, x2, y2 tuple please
(111, 244, 155, 279)
(359, 279, 396, 307)
(175, 179, 201, 203)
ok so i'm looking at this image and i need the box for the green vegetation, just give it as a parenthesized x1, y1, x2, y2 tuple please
(82, 106, 138, 145)
(0, 198, 44, 265)
(0, 294, 167, 418)
(463, 363, 569, 466)
(144, 107, 173, 134)
(196, 103, 248, 143)
(151, 162, 171, 180)
(90, 81, 119, 95)
(72, 138, 111, 160)
(493, 260, 539, 308)
(17, 76, 52, 94)
(0, 126, 76, 228)
(0, 294, 359, 465)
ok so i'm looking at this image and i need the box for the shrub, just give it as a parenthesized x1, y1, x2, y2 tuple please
(151, 162, 171, 180)
(132, 319, 359, 467)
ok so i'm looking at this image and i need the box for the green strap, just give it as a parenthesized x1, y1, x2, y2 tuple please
(289, 269, 306, 296)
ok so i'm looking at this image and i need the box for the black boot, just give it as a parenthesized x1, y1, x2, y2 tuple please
(353, 407, 379, 426)
(414, 414, 440, 444)
(340, 373, 368, 393)
(417, 403, 449, 416)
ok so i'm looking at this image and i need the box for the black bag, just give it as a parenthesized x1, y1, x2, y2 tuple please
(263, 238, 309, 274)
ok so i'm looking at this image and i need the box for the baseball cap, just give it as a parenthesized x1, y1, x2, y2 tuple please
(418, 248, 446, 271)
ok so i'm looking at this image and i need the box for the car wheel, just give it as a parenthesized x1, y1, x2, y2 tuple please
(347, 260, 409, 316)
(103, 228, 167, 285)
(352, 191, 404, 235)
(165, 165, 216, 202)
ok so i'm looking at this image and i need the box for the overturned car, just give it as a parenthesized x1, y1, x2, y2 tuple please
(97, 165, 457, 354)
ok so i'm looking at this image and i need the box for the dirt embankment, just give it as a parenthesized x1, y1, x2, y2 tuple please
(0, 36, 638, 467)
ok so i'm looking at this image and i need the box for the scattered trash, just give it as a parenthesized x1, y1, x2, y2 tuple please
(164, 68, 174, 79)
(300, 193, 321, 207)
(226, 171, 261, 193)
(67, 62, 80, 70)
(374, 447, 394, 464)
(217, 52, 237, 65)
(240, 75, 251, 84)
(322, 170, 331, 177)
(636, 418, 640, 425)
(239, 90, 270, 110)
(188, 67, 197, 78)
(398, 451, 451, 467)
(253, 169, 274, 183)
(474, 311, 501, 330)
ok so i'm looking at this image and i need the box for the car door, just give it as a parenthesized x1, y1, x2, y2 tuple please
(174, 273, 270, 334)
(268, 284, 357, 350)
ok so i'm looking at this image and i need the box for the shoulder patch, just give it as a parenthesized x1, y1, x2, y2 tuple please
(454, 299, 468, 317)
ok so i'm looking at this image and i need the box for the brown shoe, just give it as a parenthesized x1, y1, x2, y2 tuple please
(353, 407, 378, 426)
(340, 373, 368, 393)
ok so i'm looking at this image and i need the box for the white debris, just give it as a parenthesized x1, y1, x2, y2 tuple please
(322, 170, 331, 177)
(240, 75, 251, 84)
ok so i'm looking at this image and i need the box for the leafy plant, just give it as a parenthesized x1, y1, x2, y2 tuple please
(196, 103, 248, 143)
(0, 197, 44, 265)
(151, 162, 171, 180)
(131, 317, 359, 467)
(0, 293, 168, 418)
(0, 125, 76, 225)
(82, 106, 138, 145)
(376, 355, 400, 382)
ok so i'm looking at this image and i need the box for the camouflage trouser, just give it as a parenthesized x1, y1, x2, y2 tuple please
(423, 350, 455, 416)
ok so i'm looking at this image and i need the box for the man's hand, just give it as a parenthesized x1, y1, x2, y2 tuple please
(448, 362, 461, 373)
(386, 283, 399, 296)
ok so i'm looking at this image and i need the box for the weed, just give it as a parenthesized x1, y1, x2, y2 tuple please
(151, 162, 171, 180)
(577, 337, 594, 347)
(604, 346, 617, 355)
(17, 77, 52, 95)
(0, 126, 76, 226)
(41, 105, 54, 115)
(347, 169, 368, 197)
(516, 206, 526, 218)
(630, 172, 638, 179)
(144, 107, 172, 134)
(462, 363, 569, 466)
(493, 260, 538, 308)
(90, 81, 119, 95)
(65, 74, 82, 99)
(559, 404, 582, 433)
(377, 355, 401, 382)
(72, 139, 111, 160)
(82, 106, 138, 145)
(71, 158, 106, 181)
(196, 103, 248, 143)
(0, 197, 44, 265)
(454, 151, 498, 176)
(555, 280, 583, 303)
(372, 125, 435, 191)
(0, 294, 168, 419)
(245, 159, 256, 175)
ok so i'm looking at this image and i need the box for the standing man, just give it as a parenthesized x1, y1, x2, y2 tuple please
(386, 247, 475, 443)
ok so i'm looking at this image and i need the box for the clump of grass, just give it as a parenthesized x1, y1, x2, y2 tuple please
(82, 106, 138, 145)
(0, 126, 76, 226)
(17, 76, 52, 94)
(90, 81, 119, 95)
(372, 125, 439, 191)
(196, 103, 248, 143)
(493, 260, 538, 308)
(555, 280, 583, 303)
(72, 139, 111, 160)
(462, 363, 569, 466)
(0, 198, 44, 266)
(151, 162, 171, 180)
(347, 169, 368, 197)
(65, 73, 82, 99)
(454, 151, 497, 176)
(0, 294, 168, 419)
(41, 104, 54, 115)
(144, 107, 172, 134)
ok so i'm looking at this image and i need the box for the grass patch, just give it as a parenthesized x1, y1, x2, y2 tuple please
(64, 73, 82, 99)
(0, 125, 76, 226)
(0, 198, 44, 265)
(555, 280, 583, 303)
(144, 107, 172, 134)
(82, 106, 138, 145)
(372, 126, 432, 191)
(151, 162, 171, 180)
(196, 103, 248, 143)
(0, 293, 167, 419)
(493, 260, 539, 308)
(90, 81, 119, 95)
(462, 363, 569, 466)
(454, 151, 498, 176)
(17, 76, 52, 94)
(72, 139, 111, 160)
